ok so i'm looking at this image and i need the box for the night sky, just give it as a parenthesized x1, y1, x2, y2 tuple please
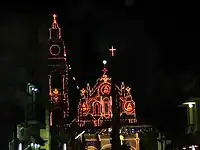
(0, 0, 200, 145)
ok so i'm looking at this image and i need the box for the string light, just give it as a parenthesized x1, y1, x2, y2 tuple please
(68, 64, 71, 70)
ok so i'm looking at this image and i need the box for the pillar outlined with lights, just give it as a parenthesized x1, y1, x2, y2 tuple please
(47, 14, 70, 150)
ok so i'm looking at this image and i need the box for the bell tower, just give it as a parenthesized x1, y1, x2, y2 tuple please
(48, 14, 69, 149)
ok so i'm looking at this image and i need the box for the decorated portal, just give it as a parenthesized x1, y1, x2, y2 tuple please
(77, 67, 137, 127)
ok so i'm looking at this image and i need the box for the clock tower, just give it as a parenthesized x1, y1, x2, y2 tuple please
(48, 14, 69, 150)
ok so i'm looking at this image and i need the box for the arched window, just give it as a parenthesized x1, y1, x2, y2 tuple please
(94, 102, 101, 115)
(104, 103, 108, 113)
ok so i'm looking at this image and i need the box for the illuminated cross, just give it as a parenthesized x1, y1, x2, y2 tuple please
(109, 46, 116, 56)
(102, 68, 108, 74)
(53, 14, 57, 23)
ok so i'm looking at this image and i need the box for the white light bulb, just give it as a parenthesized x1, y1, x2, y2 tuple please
(103, 60, 107, 65)
(34, 88, 38, 92)
(189, 103, 193, 108)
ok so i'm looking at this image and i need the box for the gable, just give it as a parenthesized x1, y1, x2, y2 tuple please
(77, 68, 137, 127)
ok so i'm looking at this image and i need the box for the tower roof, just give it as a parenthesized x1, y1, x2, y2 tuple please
(52, 14, 60, 29)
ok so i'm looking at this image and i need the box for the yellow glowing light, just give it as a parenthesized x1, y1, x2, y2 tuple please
(183, 102, 195, 105)
(189, 103, 193, 108)
(183, 102, 195, 108)
(120, 135, 124, 140)
(53, 88, 59, 95)
(126, 103, 133, 111)
(53, 14, 57, 23)
(120, 135, 124, 145)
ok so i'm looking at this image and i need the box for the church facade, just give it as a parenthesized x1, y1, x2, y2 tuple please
(77, 68, 140, 150)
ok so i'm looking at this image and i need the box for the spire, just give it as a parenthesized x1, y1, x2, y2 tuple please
(52, 14, 60, 29)
(102, 60, 108, 75)
(102, 68, 108, 75)
(49, 14, 61, 39)
(53, 14, 57, 23)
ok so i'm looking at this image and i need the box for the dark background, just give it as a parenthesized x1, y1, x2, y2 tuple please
(0, 0, 199, 146)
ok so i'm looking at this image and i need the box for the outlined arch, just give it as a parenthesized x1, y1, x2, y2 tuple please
(100, 84, 111, 95)
(123, 101, 135, 114)
(101, 144, 111, 150)
(92, 101, 101, 115)
(102, 97, 111, 118)
(98, 82, 111, 96)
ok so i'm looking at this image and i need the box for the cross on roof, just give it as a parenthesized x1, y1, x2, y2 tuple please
(53, 14, 57, 23)
(109, 46, 116, 56)
(102, 68, 108, 74)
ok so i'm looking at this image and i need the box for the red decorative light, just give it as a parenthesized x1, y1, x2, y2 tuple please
(100, 84, 111, 95)
(124, 102, 134, 113)
(102, 68, 108, 74)
(81, 103, 89, 112)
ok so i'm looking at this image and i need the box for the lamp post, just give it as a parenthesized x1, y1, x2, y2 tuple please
(179, 99, 198, 134)
(26, 83, 39, 121)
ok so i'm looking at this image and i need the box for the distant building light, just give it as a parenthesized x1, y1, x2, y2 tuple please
(183, 102, 196, 105)
(180, 101, 196, 108)
(36, 144, 40, 148)
(77, 86, 79, 89)
(68, 65, 71, 70)
(18, 143, 22, 150)
(63, 143, 67, 150)
(189, 145, 198, 150)
(73, 77, 76, 80)
(75, 131, 85, 139)
(30, 143, 40, 149)
(31, 87, 39, 92)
